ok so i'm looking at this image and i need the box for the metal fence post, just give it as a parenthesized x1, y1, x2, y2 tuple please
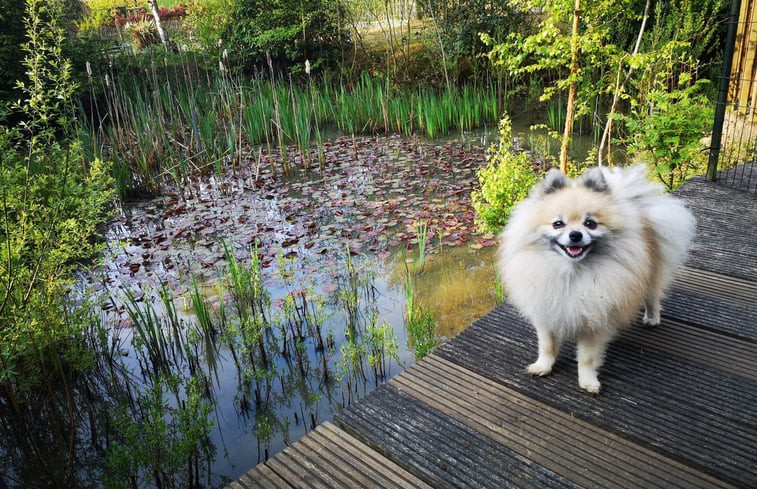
(707, 0, 742, 182)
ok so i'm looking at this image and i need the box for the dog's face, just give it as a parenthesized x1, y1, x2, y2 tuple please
(531, 168, 614, 262)
(544, 210, 605, 261)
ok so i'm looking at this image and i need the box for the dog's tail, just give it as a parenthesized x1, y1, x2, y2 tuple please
(602, 164, 696, 269)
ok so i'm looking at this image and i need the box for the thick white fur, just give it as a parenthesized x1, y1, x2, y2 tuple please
(497, 164, 696, 393)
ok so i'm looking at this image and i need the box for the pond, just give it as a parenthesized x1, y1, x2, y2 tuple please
(0, 119, 596, 488)
(100, 132, 499, 483)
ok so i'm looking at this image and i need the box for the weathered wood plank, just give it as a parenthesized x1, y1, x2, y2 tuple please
(236, 462, 292, 488)
(311, 423, 434, 489)
(235, 422, 434, 489)
(621, 318, 757, 379)
(435, 305, 757, 487)
(675, 267, 757, 308)
(337, 383, 584, 489)
(390, 354, 736, 489)
(675, 177, 757, 281)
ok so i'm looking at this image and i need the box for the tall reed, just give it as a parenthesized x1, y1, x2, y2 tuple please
(78, 50, 499, 197)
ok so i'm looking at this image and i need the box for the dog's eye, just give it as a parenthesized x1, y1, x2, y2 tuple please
(584, 218, 597, 230)
(552, 220, 565, 229)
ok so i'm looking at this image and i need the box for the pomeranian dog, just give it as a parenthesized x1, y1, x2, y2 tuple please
(497, 164, 696, 393)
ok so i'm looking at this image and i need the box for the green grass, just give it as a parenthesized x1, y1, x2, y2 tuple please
(79, 51, 499, 198)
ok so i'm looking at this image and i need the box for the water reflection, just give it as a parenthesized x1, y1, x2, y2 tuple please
(3, 125, 591, 487)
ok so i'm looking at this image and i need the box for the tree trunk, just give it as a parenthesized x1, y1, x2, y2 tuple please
(597, 0, 651, 166)
(148, 0, 169, 49)
(559, 0, 581, 173)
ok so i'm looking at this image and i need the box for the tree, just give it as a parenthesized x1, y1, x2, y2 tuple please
(230, 0, 350, 73)
(488, 0, 638, 170)
(147, 0, 169, 48)
(486, 0, 726, 170)
(559, 0, 581, 172)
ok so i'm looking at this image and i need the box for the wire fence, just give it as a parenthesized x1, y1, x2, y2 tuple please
(708, 0, 757, 192)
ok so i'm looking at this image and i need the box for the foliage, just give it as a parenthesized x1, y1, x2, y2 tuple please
(186, 0, 234, 51)
(485, 0, 726, 164)
(103, 375, 214, 489)
(78, 52, 498, 198)
(127, 18, 160, 48)
(0, 0, 83, 103)
(472, 116, 539, 232)
(230, 0, 351, 73)
(485, 0, 633, 117)
(78, 0, 187, 31)
(0, 0, 114, 390)
(78, 0, 132, 31)
(624, 77, 713, 190)
(418, 0, 530, 85)
(0, 2, 27, 102)
(405, 304, 436, 360)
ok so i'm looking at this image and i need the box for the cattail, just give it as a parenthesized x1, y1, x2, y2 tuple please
(219, 60, 225, 72)
(223, 48, 228, 60)
(305, 59, 311, 75)
(86, 61, 92, 79)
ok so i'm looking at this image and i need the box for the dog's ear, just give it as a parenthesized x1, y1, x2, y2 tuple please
(536, 168, 569, 195)
(580, 167, 608, 193)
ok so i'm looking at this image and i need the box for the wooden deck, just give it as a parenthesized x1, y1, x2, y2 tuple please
(228, 176, 757, 489)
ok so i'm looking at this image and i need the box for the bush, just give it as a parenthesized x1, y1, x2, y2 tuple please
(186, 0, 234, 51)
(0, 0, 114, 391)
(230, 0, 351, 74)
(472, 116, 539, 232)
(418, 0, 530, 85)
(624, 77, 713, 190)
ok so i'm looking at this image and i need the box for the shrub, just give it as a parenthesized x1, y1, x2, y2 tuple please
(0, 0, 114, 391)
(186, 0, 234, 51)
(472, 116, 539, 232)
(624, 77, 713, 190)
(230, 0, 351, 73)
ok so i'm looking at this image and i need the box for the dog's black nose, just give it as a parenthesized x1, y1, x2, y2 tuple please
(569, 230, 583, 242)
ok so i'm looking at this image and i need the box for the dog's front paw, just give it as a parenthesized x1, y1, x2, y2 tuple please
(578, 375, 601, 394)
(526, 361, 553, 377)
(643, 304, 661, 326)
(642, 311, 660, 326)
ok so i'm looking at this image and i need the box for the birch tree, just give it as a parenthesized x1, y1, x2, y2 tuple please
(148, 0, 169, 48)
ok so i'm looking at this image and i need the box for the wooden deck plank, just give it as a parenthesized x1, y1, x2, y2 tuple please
(235, 422, 435, 489)
(620, 318, 757, 379)
(391, 355, 736, 489)
(265, 451, 332, 489)
(236, 462, 292, 489)
(675, 266, 757, 307)
(312, 423, 435, 489)
(675, 176, 757, 282)
(296, 429, 383, 489)
(277, 441, 357, 489)
(435, 305, 757, 487)
(666, 266, 757, 340)
(337, 384, 584, 489)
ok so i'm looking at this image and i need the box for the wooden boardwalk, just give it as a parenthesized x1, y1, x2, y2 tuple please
(229, 176, 757, 489)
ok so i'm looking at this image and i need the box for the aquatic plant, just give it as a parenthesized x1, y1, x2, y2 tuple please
(365, 315, 400, 383)
(103, 374, 214, 489)
(77, 50, 500, 197)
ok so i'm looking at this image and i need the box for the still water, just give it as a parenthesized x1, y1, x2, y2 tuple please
(0, 120, 597, 488)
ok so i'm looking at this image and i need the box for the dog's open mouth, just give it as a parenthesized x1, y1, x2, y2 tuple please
(557, 243, 591, 259)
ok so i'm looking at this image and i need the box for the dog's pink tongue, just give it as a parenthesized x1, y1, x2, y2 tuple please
(566, 246, 583, 257)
